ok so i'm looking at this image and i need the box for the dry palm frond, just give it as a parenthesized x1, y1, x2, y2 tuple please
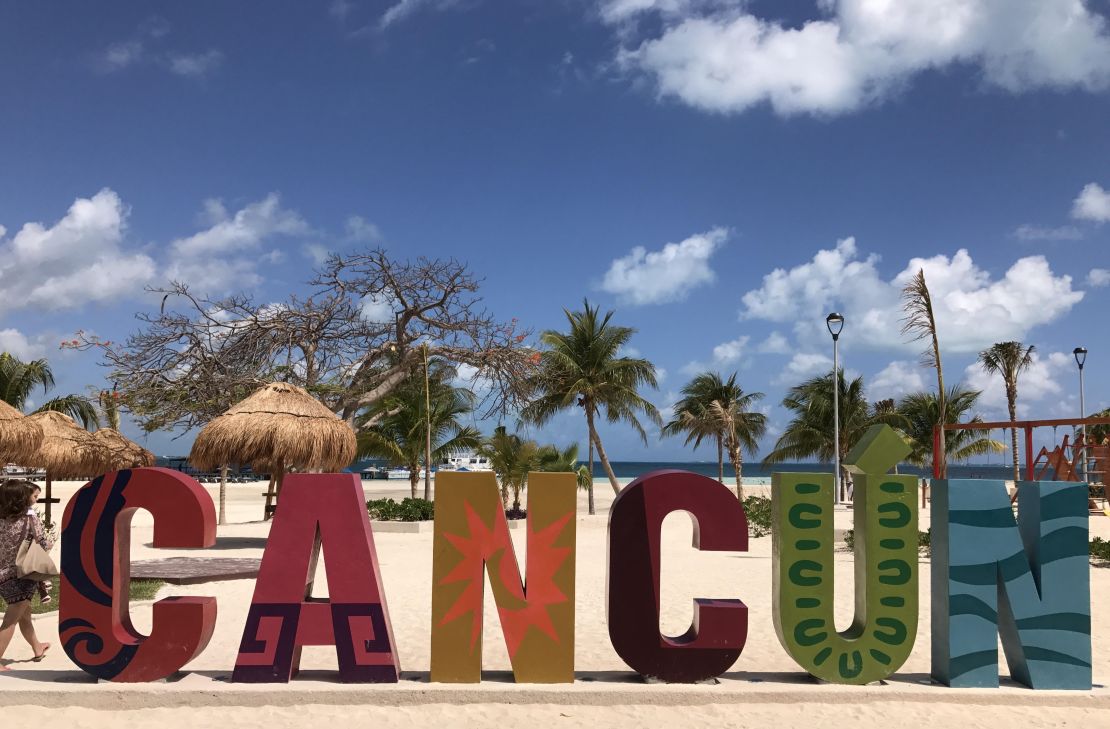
(901, 269, 941, 369)
(93, 428, 156, 470)
(189, 382, 356, 472)
(25, 411, 101, 478)
(0, 399, 44, 463)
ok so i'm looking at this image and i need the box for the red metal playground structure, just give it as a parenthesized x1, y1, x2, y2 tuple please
(933, 416, 1110, 507)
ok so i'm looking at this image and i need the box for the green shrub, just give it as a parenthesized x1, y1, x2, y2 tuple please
(842, 528, 929, 555)
(742, 495, 772, 538)
(366, 497, 435, 522)
(1091, 537, 1110, 562)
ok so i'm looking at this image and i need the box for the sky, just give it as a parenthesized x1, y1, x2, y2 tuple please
(1, 0, 1108, 462)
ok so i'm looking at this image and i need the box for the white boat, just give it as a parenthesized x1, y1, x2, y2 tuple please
(439, 451, 492, 472)
(387, 467, 431, 479)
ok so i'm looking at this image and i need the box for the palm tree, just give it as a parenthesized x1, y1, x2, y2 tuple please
(1089, 407, 1110, 446)
(98, 386, 122, 430)
(978, 341, 1036, 483)
(521, 299, 661, 515)
(897, 386, 1005, 469)
(0, 352, 98, 428)
(537, 442, 592, 490)
(357, 363, 482, 499)
(663, 373, 729, 484)
(665, 372, 767, 500)
(901, 270, 948, 477)
(764, 371, 906, 484)
(479, 426, 540, 511)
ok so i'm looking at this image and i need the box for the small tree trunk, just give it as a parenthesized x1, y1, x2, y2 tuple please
(218, 464, 228, 526)
(717, 436, 724, 484)
(586, 405, 620, 495)
(410, 466, 419, 499)
(587, 428, 596, 516)
(263, 474, 276, 521)
(423, 460, 432, 501)
(731, 443, 744, 501)
(1009, 404, 1021, 485)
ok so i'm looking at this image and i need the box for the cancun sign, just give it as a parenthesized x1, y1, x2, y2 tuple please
(56, 425, 1091, 688)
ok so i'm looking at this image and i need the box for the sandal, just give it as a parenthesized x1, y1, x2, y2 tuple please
(32, 643, 50, 662)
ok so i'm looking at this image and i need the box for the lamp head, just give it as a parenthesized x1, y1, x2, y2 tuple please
(1074, 347, 1087, 369)
(826, 312, 845, 340)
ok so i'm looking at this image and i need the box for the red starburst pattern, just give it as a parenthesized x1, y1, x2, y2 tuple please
(439, 502, 573, 658)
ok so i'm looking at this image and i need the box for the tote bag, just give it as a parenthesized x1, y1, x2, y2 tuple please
(15, 517, 58, 581)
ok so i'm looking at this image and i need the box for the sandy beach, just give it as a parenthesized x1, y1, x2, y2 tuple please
(4, 475, 1110, 727)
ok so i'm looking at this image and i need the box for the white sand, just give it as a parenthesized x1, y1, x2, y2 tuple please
(3, 475, 1110, 727)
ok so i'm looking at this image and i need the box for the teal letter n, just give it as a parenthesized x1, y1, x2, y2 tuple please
(931, 479, 1090, 689)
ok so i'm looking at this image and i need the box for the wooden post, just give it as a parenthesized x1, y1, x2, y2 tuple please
(933, 425, 942, 480)
(1025, 426, 1035, 482)
(45, 473, 53, 527)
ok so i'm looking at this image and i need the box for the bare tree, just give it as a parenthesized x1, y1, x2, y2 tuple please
(312, 248, 535, 425)
(67, 249, 536, 515)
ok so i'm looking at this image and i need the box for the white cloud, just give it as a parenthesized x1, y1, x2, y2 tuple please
(102, 41, 144, 71)
(610, 0, 1110, 116)
(870, 360, 926, 400)
(164, 258, 263, 295)
(1089, 268, 1110, 287)
(168, 50, 224, 78)
(964, 350, 1072, 417)
(303, 243, 330, 265)
(330, 0, 353, 20)
(712, 335, 749, 364)
(0, 329, 46, 360)
(739, 237, 1083, 353)
(1012, 223, 1083, 241)
(756, 331, 792, 355)
(656, 367, 667, 385)
(0, 225, 6, 238)
(360, 293, 396, 324)
(1072, 182, 1110, 222)
(170, 194, 308, 258)
(345, 215, 383, 243)
(380, 0, 461, 28)
(773, 352, 833, 385)
(680, 334, 750, 376)
(0, 189, 156, 312)
(600, 227, 726, 305)
(165, 194, 310, 294)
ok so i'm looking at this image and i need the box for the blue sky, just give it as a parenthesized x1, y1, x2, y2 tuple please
(1, 0, 1108, 461)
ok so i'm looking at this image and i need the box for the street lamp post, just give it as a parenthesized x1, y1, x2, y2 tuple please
(827, 313, 845, 505)
(1075, 347, 1088, 483)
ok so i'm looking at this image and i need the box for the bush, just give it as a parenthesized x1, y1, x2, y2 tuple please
(742, 495, 772, 538)
(366, 497, 435, 522)
(843, 528, 930, 555)
(505, 507, 527, 521)
(1091, 537, 1110, 562)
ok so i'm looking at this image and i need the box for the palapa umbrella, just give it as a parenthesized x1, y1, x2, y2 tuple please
(0, 399, 44, 465)
(92, 428, 156, 471)
(189, 382, 356, 520)
(25, 411, 101, 525)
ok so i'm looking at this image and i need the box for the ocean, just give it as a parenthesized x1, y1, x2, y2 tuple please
(158, 456, 1018, 484)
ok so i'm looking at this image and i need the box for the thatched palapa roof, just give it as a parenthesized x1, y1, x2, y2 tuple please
(189, 382, 356, 472)
(0, 400, 44, 463)
(93, 428, 156, 471)
(25, 411, 101, 478)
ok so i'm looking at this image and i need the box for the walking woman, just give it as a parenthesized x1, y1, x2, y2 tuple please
(0, 479, 52, 670)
